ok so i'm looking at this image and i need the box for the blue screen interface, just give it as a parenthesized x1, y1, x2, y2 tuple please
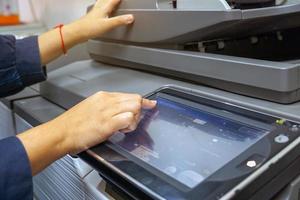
(109, 96, 270, 188)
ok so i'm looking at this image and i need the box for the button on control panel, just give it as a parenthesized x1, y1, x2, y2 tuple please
(274, 134, 289, 144)
(290, 125, 300, 133)
(246, 160, 257, 168)
(274, 119, 300, 145)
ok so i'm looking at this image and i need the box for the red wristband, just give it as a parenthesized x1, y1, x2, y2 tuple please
(55, 24, 67, 55)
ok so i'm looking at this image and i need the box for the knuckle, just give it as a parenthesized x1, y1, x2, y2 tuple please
(131, 102, 141, 111)
(113, 0, 120, 4)
(95, 91, 105, 96)
(94, 91, 112, 101)
(134, 94, 142, 101)
(134, 100, 141, 106)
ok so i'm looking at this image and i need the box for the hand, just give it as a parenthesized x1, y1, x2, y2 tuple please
(74, 0, 134, 42)
(38, 0, 134, 65)
(52, 91, 156, 154)
(18, 91, 156, 175)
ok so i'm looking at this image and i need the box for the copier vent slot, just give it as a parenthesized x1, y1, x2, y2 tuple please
(155, 0, 231, 10)
(227, 0, 285, 9)
(172, 0, 177, 8)
(183, 26, 300, 62)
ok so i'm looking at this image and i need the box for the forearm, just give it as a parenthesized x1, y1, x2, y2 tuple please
(17, 119, 69, 176)
(13, 0, 137, 176)
(37, 0, 134, 66)
(15, 91, 155, 176)
(38, 21, 87, 66)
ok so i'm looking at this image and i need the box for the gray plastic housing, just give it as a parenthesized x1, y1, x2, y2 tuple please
(85, 1, 300, 103)
(95, 2, 300, 43)
(39, 60, 300, 122)
(274, 175, 300, 200)
(30, 59, 300, 199)
(88, 40, 300, 104)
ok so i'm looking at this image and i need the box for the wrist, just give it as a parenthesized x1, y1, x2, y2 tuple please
(65, 20, 90, 44)
(46, 118, 73, 155)
(16, 120, 72, 175)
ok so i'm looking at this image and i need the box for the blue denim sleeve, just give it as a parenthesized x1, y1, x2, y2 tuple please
(0, 35, 47, 97)
(0, 137, 33, 200)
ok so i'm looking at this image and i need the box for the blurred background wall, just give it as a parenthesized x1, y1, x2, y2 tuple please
(18, 0, 95, 70)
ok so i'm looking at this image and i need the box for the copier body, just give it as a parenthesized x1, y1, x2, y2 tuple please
(4, 0, 300, 199)
(87, 0, 300, 104)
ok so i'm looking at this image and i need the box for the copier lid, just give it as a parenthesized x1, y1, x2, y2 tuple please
(94, 0, 300, 43)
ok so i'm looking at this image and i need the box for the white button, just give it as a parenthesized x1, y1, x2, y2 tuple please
(274, 134, 289, 144)
(246, 160, 257, 168)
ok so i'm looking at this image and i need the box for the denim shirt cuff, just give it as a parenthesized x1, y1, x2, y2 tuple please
(0, 137, 33, 199)
(16, 36, 47, 87)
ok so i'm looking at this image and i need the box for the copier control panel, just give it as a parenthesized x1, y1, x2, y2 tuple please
(85, 86, 300, 200)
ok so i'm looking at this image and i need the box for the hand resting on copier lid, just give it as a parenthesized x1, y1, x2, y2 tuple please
(38, 0, 135, 65)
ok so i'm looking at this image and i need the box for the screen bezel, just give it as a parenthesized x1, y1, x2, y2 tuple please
(96, 86, 299, 199)
(107, 91, 273, 191)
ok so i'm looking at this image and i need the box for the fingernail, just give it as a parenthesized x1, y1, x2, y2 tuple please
(124, 15, 134, 24)
(151, 100, 157, 105)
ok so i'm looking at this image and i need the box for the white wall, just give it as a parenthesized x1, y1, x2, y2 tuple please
(42, 0, 95, 28)
(19, 0, 95, 70)
(18, 0, 46, 23)
(19, 0, 94, 27)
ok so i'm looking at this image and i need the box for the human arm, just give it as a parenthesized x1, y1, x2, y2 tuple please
(17, 92, 156, 175)
(0, 92, 155, 199)
(0, 137, 33, 199)
(0, 35, 46, 97)
(0, 0, 132, 98)
(38, 0, 134, 65)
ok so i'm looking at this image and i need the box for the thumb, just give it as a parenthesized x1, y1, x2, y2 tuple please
(111, 112, 135, 131)
(142, 99, 157, 109)
(106, 14, 134, 29)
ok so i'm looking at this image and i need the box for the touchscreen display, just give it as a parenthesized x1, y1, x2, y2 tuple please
(109, 94, 271, 189)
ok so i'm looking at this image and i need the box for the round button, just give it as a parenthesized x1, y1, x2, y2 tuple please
(274, 134, 289, 144)
(246, 160, 257, 168)
(290, 125, 300, 132)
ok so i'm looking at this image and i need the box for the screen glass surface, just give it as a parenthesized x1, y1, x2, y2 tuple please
(109, 94, 271, 189)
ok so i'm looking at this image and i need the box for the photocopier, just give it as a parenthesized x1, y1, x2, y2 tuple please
(4, 0, 300, 199)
